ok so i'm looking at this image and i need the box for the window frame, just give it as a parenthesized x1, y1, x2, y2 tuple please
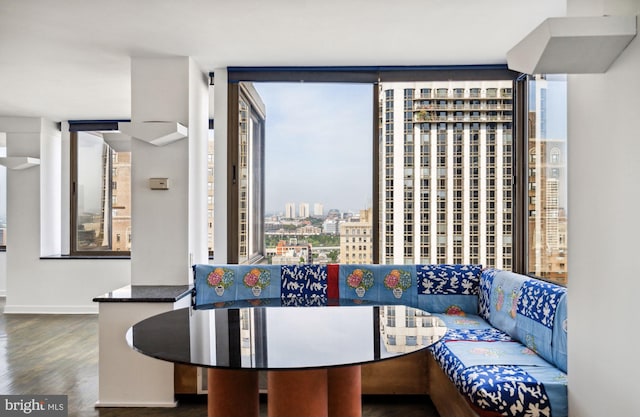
(227, 83, 267, 264)
(224, 66, 528, 270)
(69, 124, 131, 257)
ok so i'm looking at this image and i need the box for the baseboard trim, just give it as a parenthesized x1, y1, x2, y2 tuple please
(3, 304, 98, 314)
(95, 401, 178, 408)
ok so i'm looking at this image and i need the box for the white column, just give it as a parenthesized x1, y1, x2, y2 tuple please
(0, 117, 56, 309)
(129, 57, 208, 285)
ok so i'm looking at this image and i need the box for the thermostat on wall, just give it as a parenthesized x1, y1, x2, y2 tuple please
(149, 178, 169, 190)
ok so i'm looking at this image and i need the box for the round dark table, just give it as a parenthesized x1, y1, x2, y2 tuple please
(127, 298, 446, 417)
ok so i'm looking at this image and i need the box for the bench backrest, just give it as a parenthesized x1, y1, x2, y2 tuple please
(479, 268, 568, 372)
(193, 263, 567, 372)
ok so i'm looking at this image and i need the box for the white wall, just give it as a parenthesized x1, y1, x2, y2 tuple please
(567, 1, 640, 416)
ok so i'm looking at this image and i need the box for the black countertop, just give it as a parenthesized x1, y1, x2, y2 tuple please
(93, 285, 193, 303)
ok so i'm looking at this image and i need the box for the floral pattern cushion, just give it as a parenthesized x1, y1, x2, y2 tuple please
(376, 265, 417, 305)
(236, 265, 281, 300)
(193, 264, 240, 307)
(487, 270, 530, 338)
(339, 265, 379, 300)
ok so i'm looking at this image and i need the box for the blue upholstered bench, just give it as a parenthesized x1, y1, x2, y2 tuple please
(424, 267, 568, 417)
(192, 263, 568, 417)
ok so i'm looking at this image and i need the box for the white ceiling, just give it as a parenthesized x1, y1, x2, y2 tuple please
(0, 0, 566, 122)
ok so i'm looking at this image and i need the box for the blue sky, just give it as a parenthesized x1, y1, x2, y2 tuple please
(254, 83, 373, 215)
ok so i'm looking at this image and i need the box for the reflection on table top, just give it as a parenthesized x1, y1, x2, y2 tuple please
(126, 298, 447, 371)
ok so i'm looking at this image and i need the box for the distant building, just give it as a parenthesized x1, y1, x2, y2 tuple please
(285, 202, 295, 219)
(271, 238, 312, 264)
(313, 203, 324, 217)
(299, 202, 309, 218)
(339, 208, 372, 264)
(296, 225, 322, 236)
(264, 220, 282, 233)
(326, 209, 340, 219)
(323, 218, 340, 235)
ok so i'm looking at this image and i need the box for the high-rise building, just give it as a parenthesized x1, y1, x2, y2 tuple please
(527, 76, 568, 284)
(379, 81, 514, 268)
(299, 202, 309, 218)
(285, 202, 295, 219)
(111, 151, 131, 252)
(340, 208, 372, 264)
(313, 203, 324, 217)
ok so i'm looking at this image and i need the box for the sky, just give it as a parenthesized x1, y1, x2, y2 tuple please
(253, 82, 373, 215)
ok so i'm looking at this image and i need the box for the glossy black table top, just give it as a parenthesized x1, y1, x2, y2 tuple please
(126, 298, 447, 371)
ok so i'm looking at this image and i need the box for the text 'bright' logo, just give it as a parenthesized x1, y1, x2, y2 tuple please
(5, 398, 46, 413)
(1, 396, 67, 416)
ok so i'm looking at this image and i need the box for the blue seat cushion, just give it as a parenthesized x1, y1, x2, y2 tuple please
(432, 313, 513, 343)
(430, 339, 568, 417)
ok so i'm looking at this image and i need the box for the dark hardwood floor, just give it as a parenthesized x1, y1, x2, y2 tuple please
(0, 298, 439, 417)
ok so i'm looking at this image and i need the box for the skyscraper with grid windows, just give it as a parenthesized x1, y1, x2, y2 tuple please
(379, 81, 513, 269)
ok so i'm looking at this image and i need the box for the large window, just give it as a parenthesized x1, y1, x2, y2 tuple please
(226, 67, 531, 270)
(70, 130, 131, 255)
(526, 75, 567, 285)
(253, 82, 373, 266)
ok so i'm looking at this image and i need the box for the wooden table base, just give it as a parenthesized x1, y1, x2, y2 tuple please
(268, 365, 362, 417)
(207, 368, 259, 417)
(207, 365, 362, 417)
(328, 366, 362, 417)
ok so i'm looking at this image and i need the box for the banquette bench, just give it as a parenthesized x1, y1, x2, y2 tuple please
(192, 263, 568, 417)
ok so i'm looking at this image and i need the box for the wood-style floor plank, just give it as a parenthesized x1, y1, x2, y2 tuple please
(0, 299, 439, 417)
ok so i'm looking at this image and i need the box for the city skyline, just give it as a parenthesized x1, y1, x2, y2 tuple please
(253, 83, 373, 214)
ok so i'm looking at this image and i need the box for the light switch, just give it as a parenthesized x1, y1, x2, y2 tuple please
(149, 178, 169, 190)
